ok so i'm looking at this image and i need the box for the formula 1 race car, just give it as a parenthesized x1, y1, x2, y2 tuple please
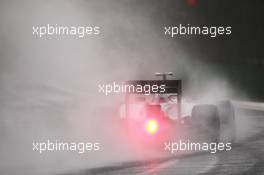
(118, 73, 236, 149)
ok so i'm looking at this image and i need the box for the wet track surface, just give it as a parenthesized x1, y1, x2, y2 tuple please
(61, 109, 264, 175)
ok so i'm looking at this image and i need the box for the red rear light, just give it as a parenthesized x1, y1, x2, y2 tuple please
(144, 119, 159, 135)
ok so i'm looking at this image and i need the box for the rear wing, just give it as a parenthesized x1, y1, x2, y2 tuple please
(125, 80, 182, 118)
(125, 80, 182, 94)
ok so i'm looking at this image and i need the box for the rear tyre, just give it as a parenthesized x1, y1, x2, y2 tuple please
(217, 100, 236, 143)
(192, 104, 220, 143)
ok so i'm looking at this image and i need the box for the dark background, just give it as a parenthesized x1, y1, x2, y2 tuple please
(129, 0, 264, 100)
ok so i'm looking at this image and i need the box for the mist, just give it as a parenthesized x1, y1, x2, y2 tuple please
(0, 0, 254, 175)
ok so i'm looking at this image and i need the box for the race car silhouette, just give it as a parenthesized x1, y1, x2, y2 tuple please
(119, 73, 236, 148)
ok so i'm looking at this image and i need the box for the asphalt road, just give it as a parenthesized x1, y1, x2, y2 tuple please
(61, 108, 264, 175)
